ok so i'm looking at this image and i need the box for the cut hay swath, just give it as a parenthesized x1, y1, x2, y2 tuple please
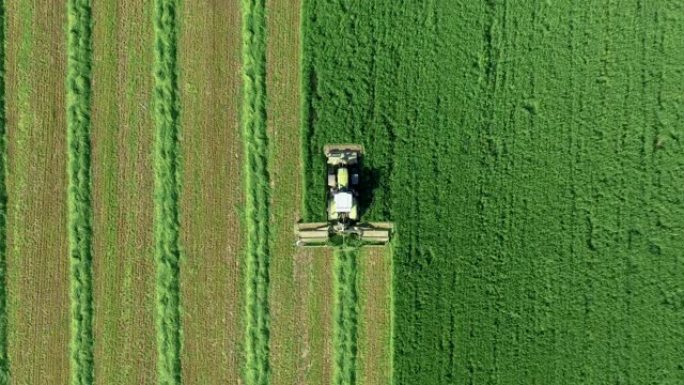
(66, 0, 95, 384)
(241, 0, 270, 384)
(152, 0, 183, 384)
(333, 248, 359, 385)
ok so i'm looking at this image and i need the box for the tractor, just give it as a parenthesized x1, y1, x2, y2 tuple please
(295, 144, 393, 246)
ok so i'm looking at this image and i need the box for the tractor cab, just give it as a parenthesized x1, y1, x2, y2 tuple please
(294, 144, 393, 246)
(328, 165, 359, 222)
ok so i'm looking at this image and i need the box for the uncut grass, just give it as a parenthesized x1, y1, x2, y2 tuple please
(241, 0, 271, 384)
(152, 0, 182, 384)
(178, 1, 244, 384)
(66, 0, 95, 383)
(90, 1, 157, 383)
(5, 0, 70, 383)
(302, 1, 684, 384)
(0, 0, 8, 381)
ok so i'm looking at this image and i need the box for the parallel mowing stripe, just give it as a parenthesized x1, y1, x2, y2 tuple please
(153, 1, 182, 384)
(333, 249, 359, 385)
(0, 0, 8, 382)
(241, 0, 270, 385)
(387, 245, 395, 385)
(66, 1, 95, 384)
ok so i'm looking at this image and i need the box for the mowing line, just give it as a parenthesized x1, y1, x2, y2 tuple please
(241, 0, 270, 384)
(0, 0, 8, 381)
(152, 0, 182, 384)
(66, 0, 94, 384)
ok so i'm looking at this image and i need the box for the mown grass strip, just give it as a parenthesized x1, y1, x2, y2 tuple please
(66, 0, 94, 384)
(241, 0, 270, 384)
(333, 248, 359, 385)
(152, 0, 182, 384)
(0, 1, 8, 383)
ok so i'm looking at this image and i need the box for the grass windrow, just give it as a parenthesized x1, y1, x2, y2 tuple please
(152, 0, 183, 384)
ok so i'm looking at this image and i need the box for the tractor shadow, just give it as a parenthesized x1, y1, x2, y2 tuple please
(356, 165, 381, 220)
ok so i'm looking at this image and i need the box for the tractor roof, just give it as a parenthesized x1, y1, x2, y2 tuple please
(334, 192, 353, 213)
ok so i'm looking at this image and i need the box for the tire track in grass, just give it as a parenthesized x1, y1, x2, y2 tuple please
(152, 0, 182, 384)
(0, 0, 8, 381)
(519, 2, 577, 380)
(241, 0, 270, 384)
(66, 0, 95, 384)
(472, 0, 505, 380)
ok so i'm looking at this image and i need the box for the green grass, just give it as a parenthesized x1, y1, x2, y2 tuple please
(66, 0, 94, 384)
(332, 248, 359, 385)
(303, 1, 684, 384)
(0, 0, 8, 383)
(241, 0, 270, 385)
(152, 0, 182, 384)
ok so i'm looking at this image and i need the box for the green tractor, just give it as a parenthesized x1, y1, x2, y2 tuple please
(295, 144, 393, 246)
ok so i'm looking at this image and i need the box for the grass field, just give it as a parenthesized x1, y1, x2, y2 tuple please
(302, 1, 684, 384)
(0, 1, 681, 384)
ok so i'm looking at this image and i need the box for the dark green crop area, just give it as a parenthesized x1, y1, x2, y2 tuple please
(302, 1, 684, 384)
